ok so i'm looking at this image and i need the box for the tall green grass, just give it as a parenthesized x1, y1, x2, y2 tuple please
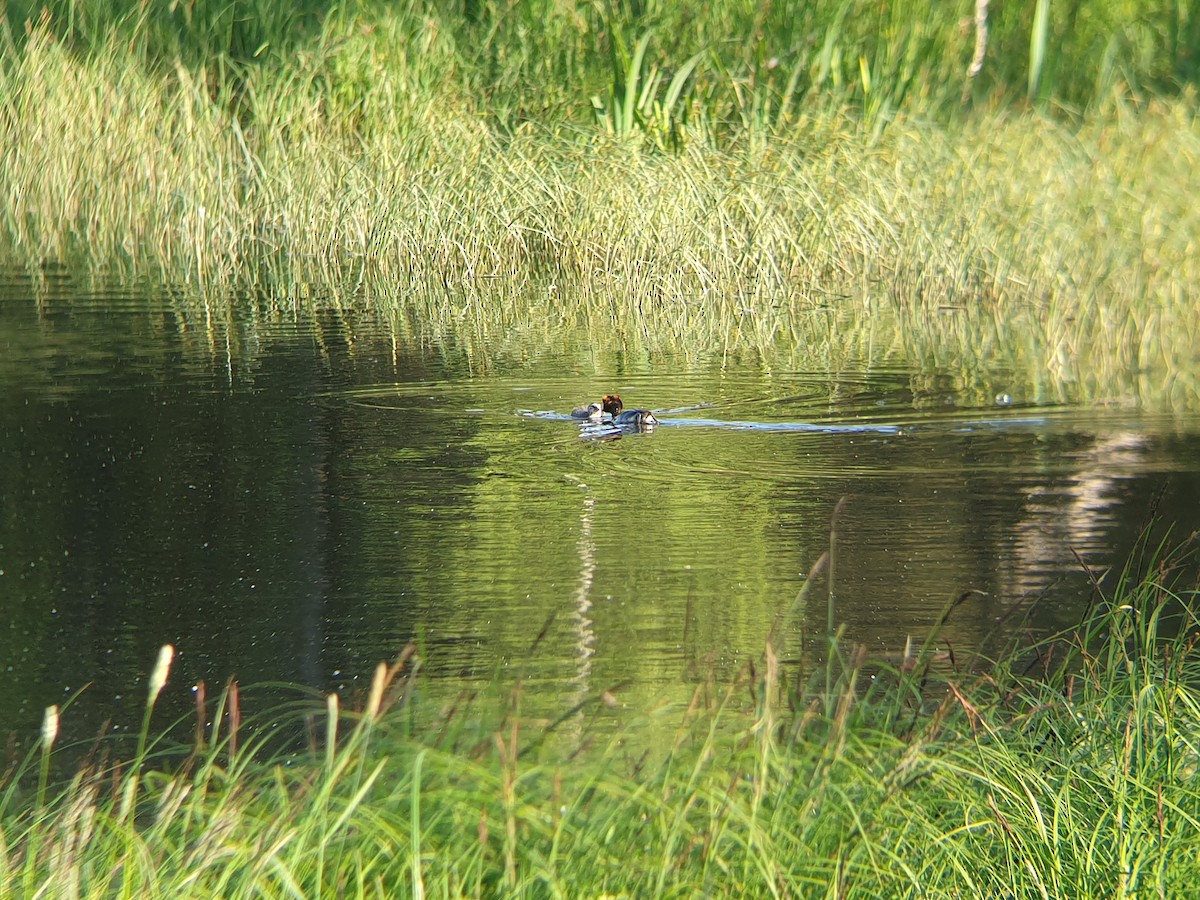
(2, 539, 1198, 896)
(6, 0, 1195, 123)
(1, 1, 1199, 407)
(4, 21, 1198, 404)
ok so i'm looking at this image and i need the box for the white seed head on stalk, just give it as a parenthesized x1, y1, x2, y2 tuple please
(41, 704, 59, 752)
(148, 644, 176, 706)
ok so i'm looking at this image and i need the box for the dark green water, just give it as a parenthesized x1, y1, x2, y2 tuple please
(3, 268, 1199, 743)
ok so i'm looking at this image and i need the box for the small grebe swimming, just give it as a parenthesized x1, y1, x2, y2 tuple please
(601, 394, 658, 426)
(615, 408, 659, 426)
(570, 401, 604, 420)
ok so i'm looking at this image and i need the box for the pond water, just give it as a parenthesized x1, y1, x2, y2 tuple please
(3, 268, 1199, 742)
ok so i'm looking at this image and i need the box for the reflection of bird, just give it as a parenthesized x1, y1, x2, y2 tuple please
(570, 402, 604, 420)
(601, 394, 659, 427)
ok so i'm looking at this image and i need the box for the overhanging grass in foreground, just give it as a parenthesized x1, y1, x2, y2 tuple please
(3, 546, 1199, 897)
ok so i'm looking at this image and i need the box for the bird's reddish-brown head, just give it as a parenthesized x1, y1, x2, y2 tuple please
(601, 394, 623, 416)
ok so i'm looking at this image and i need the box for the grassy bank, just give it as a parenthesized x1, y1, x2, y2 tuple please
(2, 543, 1198, 897)
(2, 2, 1199, 404)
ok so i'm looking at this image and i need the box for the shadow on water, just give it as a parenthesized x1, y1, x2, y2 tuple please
(2, 270, 1199, 746)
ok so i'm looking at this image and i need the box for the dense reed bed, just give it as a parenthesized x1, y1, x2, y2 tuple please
(2, 540, 1198, 897)
(2, 1, 1199, 404)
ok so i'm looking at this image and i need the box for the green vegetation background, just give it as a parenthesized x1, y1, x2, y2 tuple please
(2, 0, 1199, 403)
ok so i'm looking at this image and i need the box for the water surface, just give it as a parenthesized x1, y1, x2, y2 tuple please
(2, 269, 1198, 741)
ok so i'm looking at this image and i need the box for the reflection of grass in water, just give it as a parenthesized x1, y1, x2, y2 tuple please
(3, 14, 1199, 406)
(5, 542, 1199, 895)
